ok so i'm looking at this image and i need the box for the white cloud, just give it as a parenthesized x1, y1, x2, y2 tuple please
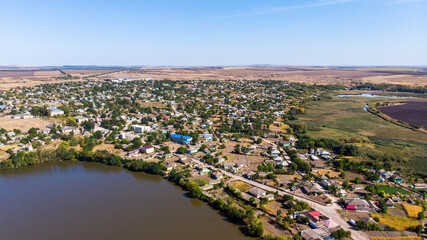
(217, 0, 356, 19)
(390, 0, 427, 4)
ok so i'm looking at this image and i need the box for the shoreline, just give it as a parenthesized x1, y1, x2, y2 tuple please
(0, 153, 261, 239)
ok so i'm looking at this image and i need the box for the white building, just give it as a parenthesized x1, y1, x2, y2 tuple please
(49, 107, 64, 116)
(11, 113, 34, 119)
(140, 145, 155, 154)
(131, 125, 151, 133)
(61, 126, 78, 133)
(75, 116, 88, 123)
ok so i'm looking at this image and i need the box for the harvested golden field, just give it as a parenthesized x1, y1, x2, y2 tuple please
(93, 144, 122, 153)
(315, 169, 341, 178)
(231, 180, 252, 192)
(0, 151, 9, 162)
(2, 67, 426, 89)
(0, 70, 61, 79)
(0, 78, 83, 90)
(402, 204, 423, 218)
(224, 154, 239, 161)
(63, 69, 117, 77)
(0, 117, 51, 132)
(270, 122, 289, 132)
(0, 69, 115, 90)
(362, 74, 427, 87)
(371, 213, 420, 230)
(371, 237, 421, 240)
(138, 102, 166, 108)
(0, 144, 19, 151)
(0, 70, 61, 89)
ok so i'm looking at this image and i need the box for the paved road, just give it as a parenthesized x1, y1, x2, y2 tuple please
(186, 154, 369, 240)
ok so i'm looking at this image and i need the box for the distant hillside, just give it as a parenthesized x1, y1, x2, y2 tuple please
(0, 65, 141, 70)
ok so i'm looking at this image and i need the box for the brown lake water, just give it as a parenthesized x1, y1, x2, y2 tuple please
(0, 161, 249, 240)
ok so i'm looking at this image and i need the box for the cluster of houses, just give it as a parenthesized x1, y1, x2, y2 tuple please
(369, 169, 404, 183)
(2, 77, 427, 239)
(298, 211, 340, 240)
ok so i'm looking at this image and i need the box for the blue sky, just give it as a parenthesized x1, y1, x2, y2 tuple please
(0, 0, 426, 66)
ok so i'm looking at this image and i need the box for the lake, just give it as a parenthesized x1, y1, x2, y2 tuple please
(0, 161, 249, 240)
(337, 93, 417, 99)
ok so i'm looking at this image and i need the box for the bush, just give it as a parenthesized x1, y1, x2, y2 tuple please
(417, 211, 424, 220)
(331, 229, 351, 239)
(176, 147, 187, 154)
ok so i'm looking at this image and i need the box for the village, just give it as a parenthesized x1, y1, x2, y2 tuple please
(0, 78, 426, 240)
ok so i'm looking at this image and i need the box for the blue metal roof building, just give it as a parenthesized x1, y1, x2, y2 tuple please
(171, 134, 192, 144)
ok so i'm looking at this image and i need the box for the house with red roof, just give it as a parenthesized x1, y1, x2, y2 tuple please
(140, 145, 155, 154)
(307, 211, 321, 221)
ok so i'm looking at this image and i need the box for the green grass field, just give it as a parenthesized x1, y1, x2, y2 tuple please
(377, 185, 411, 195)
(298, 92, 427, 174)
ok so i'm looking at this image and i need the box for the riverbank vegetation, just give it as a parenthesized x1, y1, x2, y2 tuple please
(0, 147, 275, 239)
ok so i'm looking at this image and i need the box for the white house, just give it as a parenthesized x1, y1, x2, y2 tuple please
(140, 145, 155, 154)
(131, 125, 151, 133)
(248, 187, 266, 198)
(61, 126, 78, 133)
(271, 149, 280, 156)
(163, 162, 176, 171)
(75, 116, 88, 123)
(49, 107, 64, 116)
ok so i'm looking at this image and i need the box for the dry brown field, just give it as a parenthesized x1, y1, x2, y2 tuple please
(378, 101, 427, 130)
(93, 143, 122, 154)
(97, 66, 427, 86)
(138, 101, 166, 108)
(362, 74, 427, 86)
(0, 117, 51, 132)
(315, 169, 341, 178)
(1, 67, 426, 89)
(63, 69, 118, 77)
(0, 69, 116, 90)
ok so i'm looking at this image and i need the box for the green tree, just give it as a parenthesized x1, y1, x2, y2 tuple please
(378, 199, 388, 214)
(66, 117, 78, 127)
(342, 180, 349, 189)
(354, 177, 361, 184)
(234, 144, 240, 154)
(81, 121, 95, 132)
(131, 137, 143, 150)
(93, 130, 103, 140)
(177, 147, 187, 154)
(248, 218, 264, 237)
(241, 146, 249, 154)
